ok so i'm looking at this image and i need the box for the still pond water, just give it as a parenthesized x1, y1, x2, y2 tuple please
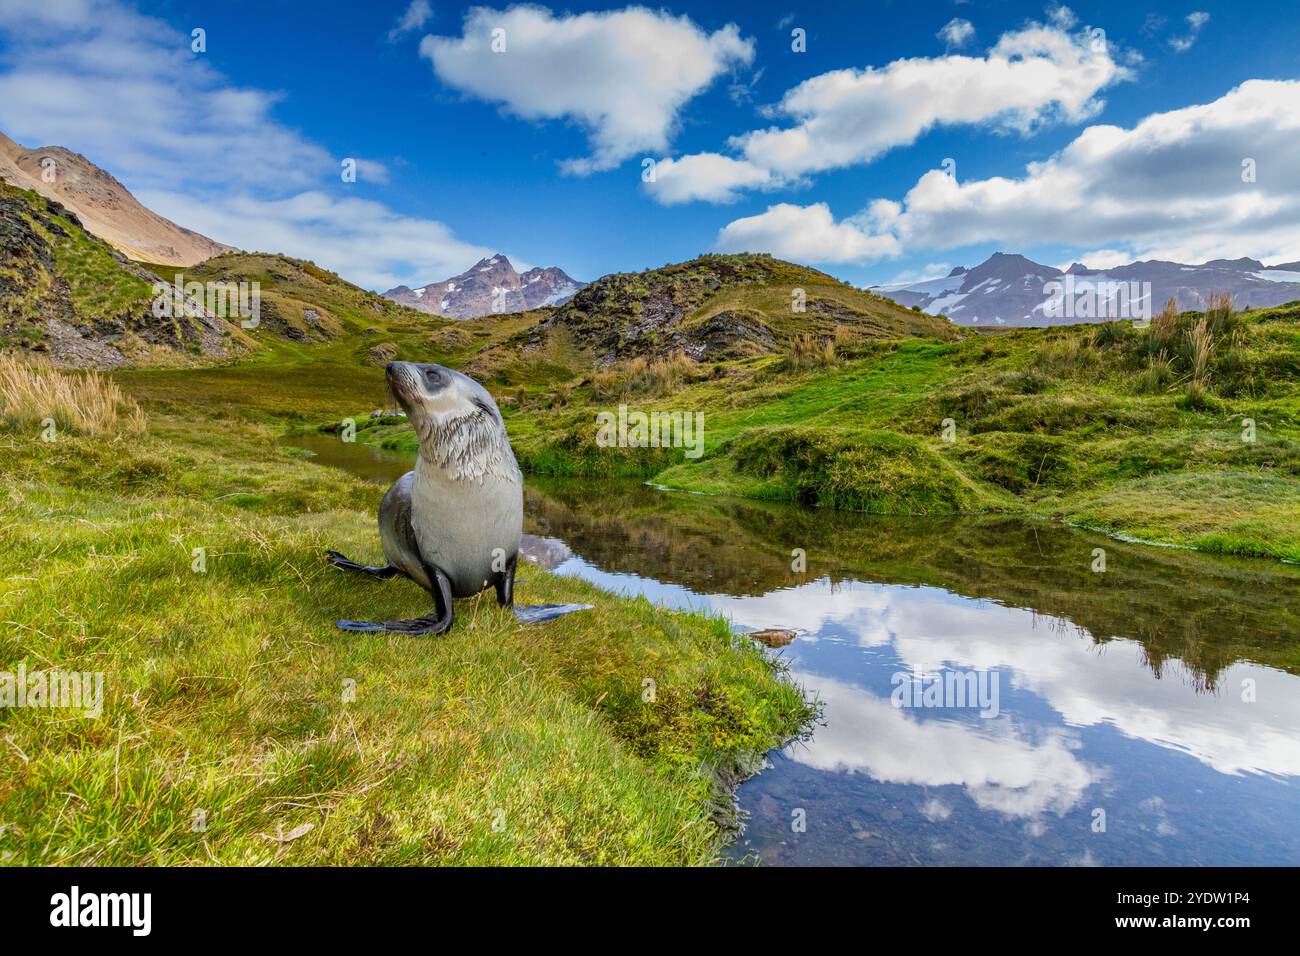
(287, 431, 1300, 866)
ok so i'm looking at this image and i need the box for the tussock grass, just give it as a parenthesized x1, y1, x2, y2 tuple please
(782, 333, 837, 371)
(724, 425, 1001, 514)
(590, 352, 700, 400)
(0, 354, 145, 435)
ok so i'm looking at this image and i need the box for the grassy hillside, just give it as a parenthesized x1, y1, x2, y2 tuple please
(142, 251, 423, 347)
(465, 253, 955, 385)
(88, 244, 1297, 564)
(113, 251, 563, 420)
(0, 363, 810, 865)
(0, 181, 252, 368)
(340, 295, 1300, 563)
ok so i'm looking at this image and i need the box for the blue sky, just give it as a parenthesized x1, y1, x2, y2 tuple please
(1, 0, 1297, 290)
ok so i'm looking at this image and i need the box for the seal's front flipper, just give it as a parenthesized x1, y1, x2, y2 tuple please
(335, 563, 454, 636)
(326, 550, 401, 579)
(513, 603, 595, 626)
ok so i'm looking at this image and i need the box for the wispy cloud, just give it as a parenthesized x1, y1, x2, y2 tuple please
(388, 0, 432, 43)
(1170, 11, 1210, 52)
(138, 189, 495, 292)
(0, 0, 330, 192)
(1046, 4, 1078, 30)
(0, 0, 496, 289)
(936, 18, 975, 49)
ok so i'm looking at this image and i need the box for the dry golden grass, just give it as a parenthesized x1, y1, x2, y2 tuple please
(591, 352, 699, 399)
(0, 354, 146, 435)
(1189, 313, 1215, 387)
(783, 333, 837, 371)
(1151, 295, 1180, 347)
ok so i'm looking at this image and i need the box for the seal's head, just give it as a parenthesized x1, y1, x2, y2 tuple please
(386, 361, 518, 482)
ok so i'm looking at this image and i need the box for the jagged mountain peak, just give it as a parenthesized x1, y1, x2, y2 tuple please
(1202, 257, 1266, 271)
(383, 255, 584, 319)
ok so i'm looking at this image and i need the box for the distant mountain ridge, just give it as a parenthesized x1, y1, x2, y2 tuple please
(873, 252, 1300, 326)
(0, 130, 231, 267)
(384, 254, 584, 319)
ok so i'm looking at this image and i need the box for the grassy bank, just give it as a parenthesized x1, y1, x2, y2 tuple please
(0, 370, 810, 865)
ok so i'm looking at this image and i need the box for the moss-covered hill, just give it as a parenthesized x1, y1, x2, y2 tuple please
(466, 253, 955, 379)
(147, 251, 424, 348)
(0, 182, 464, 372)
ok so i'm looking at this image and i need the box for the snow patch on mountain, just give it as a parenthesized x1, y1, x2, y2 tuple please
(382, 255, 586, 319)
(872, 252, 1300, 327)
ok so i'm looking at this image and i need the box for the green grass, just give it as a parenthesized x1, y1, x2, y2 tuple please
(44, 218, 154, 320)
(0, 408, 810, 865)
(0, 182, 152, 339)
(1049, 470, 1300, 562)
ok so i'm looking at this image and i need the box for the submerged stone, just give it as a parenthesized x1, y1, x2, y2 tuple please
(749, 628, 797, 648)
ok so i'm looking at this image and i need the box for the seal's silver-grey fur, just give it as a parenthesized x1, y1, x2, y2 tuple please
(327, 361, 590, 636)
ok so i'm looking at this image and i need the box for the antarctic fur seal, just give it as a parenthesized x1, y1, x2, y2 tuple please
(327, 361, 591, 635)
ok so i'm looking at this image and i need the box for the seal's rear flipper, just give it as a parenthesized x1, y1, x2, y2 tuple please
(336, 614, 445, 636)
(513, 603, 594, 626)
(326, 550, 400, 579)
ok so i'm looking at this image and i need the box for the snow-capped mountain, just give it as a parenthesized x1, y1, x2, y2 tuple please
(383, 254, 584, 319)
(871, 252, 1300, 327)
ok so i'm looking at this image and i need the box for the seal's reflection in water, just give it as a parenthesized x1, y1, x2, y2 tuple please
(285, 434, 1300, 866)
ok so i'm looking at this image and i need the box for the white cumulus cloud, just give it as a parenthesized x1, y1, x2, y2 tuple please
(730, 21, 1130, 180)
(714, 202, 899, 264)
(643, 153, 780, 205)
(717, 80, 1300, 267)
(419, 5, 754, 174)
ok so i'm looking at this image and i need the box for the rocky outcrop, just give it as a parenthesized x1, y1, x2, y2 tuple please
(0, 181, 242, 368)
